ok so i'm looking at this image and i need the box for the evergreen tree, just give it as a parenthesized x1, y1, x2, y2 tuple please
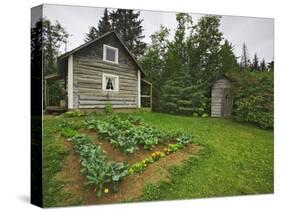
(84, 26, 99, 42)
(240, 43, 250, 69)
(38, 18, 69, 75)
(85, 9, 111, 42)
(98, 8, 111, 34)
(140, 25, 170, 83)
(110, 9, 146, 57)
(85, 9, 146, 57)
(163, 13, 191, 82)
(140, 26, 170, 111)
(188, 15, 223, 92)
(219, 40, 238, 72)
(252, 53, 259, 71)
(32, 18, 69, 106)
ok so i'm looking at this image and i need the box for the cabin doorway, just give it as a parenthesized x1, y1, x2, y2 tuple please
(222, 88, 233, 118)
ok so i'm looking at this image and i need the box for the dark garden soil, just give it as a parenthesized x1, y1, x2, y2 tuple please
(54, 129, 201, 206)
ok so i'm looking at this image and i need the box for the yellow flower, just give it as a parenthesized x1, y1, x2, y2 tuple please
(104, 188, 109, 193)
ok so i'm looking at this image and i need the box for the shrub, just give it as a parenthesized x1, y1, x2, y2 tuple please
(229, 71, 273, 129)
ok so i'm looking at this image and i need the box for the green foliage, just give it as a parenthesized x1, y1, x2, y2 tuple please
(229, 71, 273, 128)
(44, 112, 273, 205)
(69, 134, 128, 197)
(84, 8, 111, 42)
(128, 114, 143, 125)
(32, 18, 69, 107)
(62, 110, 81, 118)
(129, 161, 146, 174)
(219, 40, 238, 72)
(176, 133, 192, 146)
(139, 113, 273, 201)
(139, 26, 170, 111)
(104, 103, 113, 114)
(61, 128, 79, 138)
(85, 115, 172, 154)
(202, 113, 208, 118)
(85, 9, 146, 57)
(42, 117, 73, 207)
(141, 14, 224, 115)
(129, 133, 192, 174)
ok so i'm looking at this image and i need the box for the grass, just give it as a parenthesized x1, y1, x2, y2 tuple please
(42, 112, 273, 205)
(42, 115, 88, 207)
(138, 112, 273, 200)
(43, 116, 70, 207)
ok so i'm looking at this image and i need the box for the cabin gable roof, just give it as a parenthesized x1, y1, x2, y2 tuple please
(58, 31, 145, 76)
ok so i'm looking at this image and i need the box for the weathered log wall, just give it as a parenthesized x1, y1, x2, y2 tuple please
(72, 33, 138, 109)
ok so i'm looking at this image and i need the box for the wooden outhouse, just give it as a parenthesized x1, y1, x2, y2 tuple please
(211, 75, 233, 118)
(44, 31, 152, 112)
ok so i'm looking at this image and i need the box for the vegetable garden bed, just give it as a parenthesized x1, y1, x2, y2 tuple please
(57, 114, 200, 203)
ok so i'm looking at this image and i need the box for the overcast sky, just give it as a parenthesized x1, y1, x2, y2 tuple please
(41, 4, 274, 62)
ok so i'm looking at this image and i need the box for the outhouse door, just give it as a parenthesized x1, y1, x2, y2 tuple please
(222, 88, 233, 118)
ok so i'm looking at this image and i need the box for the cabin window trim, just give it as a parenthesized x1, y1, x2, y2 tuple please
(102, 73, 119, 92)
(103, 44, 119, 64)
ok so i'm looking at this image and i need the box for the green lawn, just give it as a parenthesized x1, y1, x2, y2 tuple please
(43, 112, 273, 206)
(138, 112, 273, 200)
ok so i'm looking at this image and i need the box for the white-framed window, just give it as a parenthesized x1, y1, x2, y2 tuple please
(103, 44, 119, 64)
(102, 73, 119, 92)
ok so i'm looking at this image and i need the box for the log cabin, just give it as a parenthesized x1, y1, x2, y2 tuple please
(44, 31, 152, 112)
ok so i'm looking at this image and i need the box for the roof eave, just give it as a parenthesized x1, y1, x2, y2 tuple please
(58, 31, 146, 77)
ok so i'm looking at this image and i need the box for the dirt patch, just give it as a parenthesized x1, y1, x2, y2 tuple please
(54, 130, 201, 206)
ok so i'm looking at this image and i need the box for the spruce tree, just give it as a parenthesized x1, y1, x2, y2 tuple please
(85, 9, 111, 42)
(110, 9, 146, 57)
(98, 8, 111, 34)
(85, 9, 146, 57)
(240, 43, 250, 69)
(252, 53, 259, 71)
(219, 40, 238, 72)
(32, 18, 69, 106)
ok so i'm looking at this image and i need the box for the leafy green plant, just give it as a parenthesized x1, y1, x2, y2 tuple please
(69, 134, 128, 197)
(84, 115, 192, 154)
(128, 115, 143, 125)
(129, 161, 146, 173)
(62, 110, 81, 118)
(61, 128, 78, 138)
(144, 137, 158, 150)
(176, 133, 192, 146)
(104, 103, 113, 114)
